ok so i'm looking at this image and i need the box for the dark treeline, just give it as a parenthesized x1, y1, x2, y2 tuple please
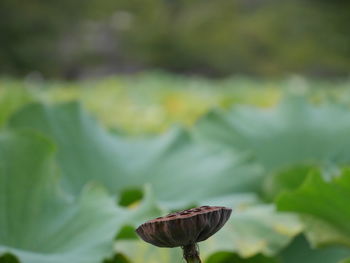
(1, 0, 349, 78)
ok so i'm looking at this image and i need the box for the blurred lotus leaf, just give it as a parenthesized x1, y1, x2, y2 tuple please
(6, 102, 305, 260)
(4, 96, 350, 262)
(9, 102, 263, 209)
(280, 235, 350, 263)
(277, 169, 350, 248)
(194, 95, 350, 171)
(0, 131, 123, 263)
(0, 130, 165, 263)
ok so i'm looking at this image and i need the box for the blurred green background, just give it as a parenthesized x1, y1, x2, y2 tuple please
(2, 1, 350, 263)
(1, 0, 349, 78)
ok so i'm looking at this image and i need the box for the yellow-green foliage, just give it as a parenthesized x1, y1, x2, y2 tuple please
(1, 73, 350, 133)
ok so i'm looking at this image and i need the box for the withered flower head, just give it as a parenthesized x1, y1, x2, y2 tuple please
(136, 206, 232, 263)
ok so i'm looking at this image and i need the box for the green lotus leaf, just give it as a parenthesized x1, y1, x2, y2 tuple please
(194, 95, 350, 171)
(280, 235, 350, 263)
(203, 235, 350, 263)
(277, 169, 350, 248)
(8, 102, 302, 260)
(262, 165, 315, 201)
(206, 252, 278, 263)
(0, 130, 159, 263)
(201, 205, 302, 259)
(9, 102, 263, 209)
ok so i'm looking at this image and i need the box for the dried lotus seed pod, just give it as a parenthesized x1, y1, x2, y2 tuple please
(136, 206, 232, 263)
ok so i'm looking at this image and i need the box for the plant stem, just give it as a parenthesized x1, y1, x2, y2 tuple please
(182, 243, 202, 263)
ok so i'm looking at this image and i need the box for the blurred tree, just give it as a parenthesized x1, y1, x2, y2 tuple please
(0, 0, 100, 76)
(0, 0, 349, 78)
(115, 0, 350, 77)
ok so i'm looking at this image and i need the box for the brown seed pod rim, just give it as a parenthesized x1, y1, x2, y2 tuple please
(142, 206, 231, 224)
